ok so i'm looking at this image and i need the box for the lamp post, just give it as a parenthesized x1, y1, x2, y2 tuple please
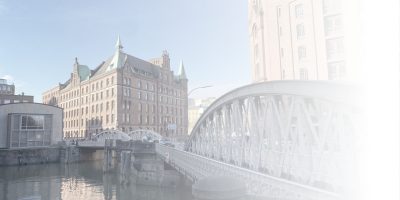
(184, 85, 213, 140)
(188, 85, 213, 96)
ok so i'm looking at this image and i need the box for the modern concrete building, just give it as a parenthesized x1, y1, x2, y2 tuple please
(0, 79, 34, 104)
(42, 37, 188, 140)
(188, 97, 216, 134)
(0, 103, 63, 149)
(248, 0, 359, 82)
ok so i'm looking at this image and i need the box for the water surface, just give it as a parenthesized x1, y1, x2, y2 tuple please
(0, 161, 193, 200)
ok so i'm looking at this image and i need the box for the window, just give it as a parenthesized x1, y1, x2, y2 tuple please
(328, 61, 346, 80)
(326, 37, 344, 60)
(282, 69, 286, 79)
(254, 45, 259, 60)
(323, 0, 341, 14)
(295, 4, 304, 18)
(277, 7, 281, 17)
(21, 115, 44, 130)
(296, 24, 305, 39)
(324, 15, 342, 36)
(299, 68, 308, 80)
(298, 46, 306, 60)
(11, 114, 52, 148)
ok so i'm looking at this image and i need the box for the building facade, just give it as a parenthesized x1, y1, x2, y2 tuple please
(43, 38, 188, 140)
(0, 79, 34, 104)
(248, 0, 359, 82)
(188, 97, 216, 134)
(0, 103, 63, 149)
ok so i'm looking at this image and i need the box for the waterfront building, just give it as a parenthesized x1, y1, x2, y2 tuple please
(0, 78, 34, 104)
(0, 103, 63, 149)
(188, 97, 216, 134)
(248, 0, 359, 82)
(42, 37, 188, 140)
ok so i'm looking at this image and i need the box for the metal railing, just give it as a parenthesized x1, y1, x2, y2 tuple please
(156, 143, 341, 200)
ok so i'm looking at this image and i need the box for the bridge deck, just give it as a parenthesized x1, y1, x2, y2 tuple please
(156, 144, 341, 200)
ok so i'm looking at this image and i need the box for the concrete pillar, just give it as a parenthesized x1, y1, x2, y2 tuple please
(119, 150, 132, 185)
(103, 139, 114, 173)
(60, 146, 79, 164)
(192, 176, 247, 200)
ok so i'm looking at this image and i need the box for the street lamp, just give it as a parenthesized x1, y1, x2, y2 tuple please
(188, 85, 213, 96)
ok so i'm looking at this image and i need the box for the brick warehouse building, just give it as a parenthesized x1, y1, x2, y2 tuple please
(43, 37, 188, 140)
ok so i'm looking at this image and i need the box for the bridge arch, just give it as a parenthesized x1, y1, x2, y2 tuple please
(128, 129, 163, 142)
(187, 81, 361, 191)
(93, 129, 131, 141)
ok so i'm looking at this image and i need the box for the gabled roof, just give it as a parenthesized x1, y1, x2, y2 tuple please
(90, 51, 161, 79)
(58, 37, 186, 89)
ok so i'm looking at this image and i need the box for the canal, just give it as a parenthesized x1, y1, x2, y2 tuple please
(0, 161, 193, 200)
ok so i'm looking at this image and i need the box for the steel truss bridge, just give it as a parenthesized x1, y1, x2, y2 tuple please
(77, 129, 163, 147)
(78, 81, 361, 200)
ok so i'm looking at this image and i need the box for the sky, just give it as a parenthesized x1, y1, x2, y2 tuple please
(0, 0, 250, 102)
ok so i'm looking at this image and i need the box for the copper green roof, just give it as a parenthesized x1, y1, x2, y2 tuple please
(78, 65, 90, 81)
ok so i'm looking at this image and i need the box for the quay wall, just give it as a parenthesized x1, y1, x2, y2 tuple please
(0, 147, 60, 166)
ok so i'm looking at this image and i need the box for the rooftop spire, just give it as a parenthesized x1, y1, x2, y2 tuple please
(73, 57, 79, 73)
(178, 60, 187, 80)
(115, 35, 123, 51)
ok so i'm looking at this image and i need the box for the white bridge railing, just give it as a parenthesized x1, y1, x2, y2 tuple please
(77, 140, 107, 147)
(156, 143, 341, 200)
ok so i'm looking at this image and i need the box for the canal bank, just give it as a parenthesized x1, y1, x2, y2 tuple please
(0, 147, 61, 166)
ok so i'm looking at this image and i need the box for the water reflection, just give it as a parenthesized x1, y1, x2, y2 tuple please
(0, 162, 193, 200)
